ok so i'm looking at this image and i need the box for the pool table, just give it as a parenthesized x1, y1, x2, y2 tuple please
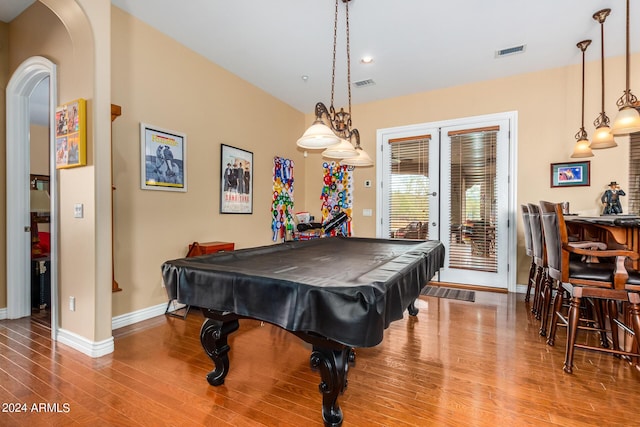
(162, 237, 444, 427)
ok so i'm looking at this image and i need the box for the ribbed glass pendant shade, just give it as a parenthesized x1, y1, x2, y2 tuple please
(571, 137, 594, 158)
(611, 106, 640, 135)
(322, 139, 358, 159)
(590, 125, 617, 149)
(341, 147, 374, 166)
(296, 119, 341, 149)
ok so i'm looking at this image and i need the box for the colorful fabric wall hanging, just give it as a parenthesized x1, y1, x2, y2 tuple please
(321, 162, 353, 236)
(272, 157, 295, 241)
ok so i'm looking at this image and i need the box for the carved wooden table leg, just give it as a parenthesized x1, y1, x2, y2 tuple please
(310, 346, 356, 427)
(200, 317, 240, 386)
(408, 299, 419, 316)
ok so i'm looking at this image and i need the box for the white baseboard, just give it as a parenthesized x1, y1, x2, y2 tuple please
(53, 303, 167, 357)
(0, 303, 167, 358)
(515, 283, 529, 294)
(56, 328, 114, 358)
(111, 302, 167, 330)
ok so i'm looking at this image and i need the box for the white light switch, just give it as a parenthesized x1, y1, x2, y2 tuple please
(74, 203, 84, 218)
(363, 209, 373, 217)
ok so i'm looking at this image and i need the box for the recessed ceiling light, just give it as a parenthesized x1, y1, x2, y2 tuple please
(360, 56, 374, 64)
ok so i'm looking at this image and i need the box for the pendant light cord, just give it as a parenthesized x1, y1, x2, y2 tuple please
(345, 0, 352, 122)
(600, 17, 606, 114)
(576, 39, 591, 140)
(330, 0, 353, 125)
(330, 0, 338, 108)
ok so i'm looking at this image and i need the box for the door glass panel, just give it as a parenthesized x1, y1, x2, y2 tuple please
(388, 136, 430, 240)
(448, 129, 498, 272)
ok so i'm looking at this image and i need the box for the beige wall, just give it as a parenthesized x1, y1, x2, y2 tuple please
(303, 53, 637, 287)
(30, 124, 49, 174)
(3, 1, 639, 340)
(7, 0, 113, 342)
(110, 7, 306, 316)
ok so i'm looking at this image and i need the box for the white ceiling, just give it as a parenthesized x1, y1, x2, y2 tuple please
(5, 0, 640, 116)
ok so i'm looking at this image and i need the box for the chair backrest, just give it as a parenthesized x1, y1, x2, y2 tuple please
(521, 204, 533, 257)
(527, 203, 545, 267)
(539, 201, 567, 282)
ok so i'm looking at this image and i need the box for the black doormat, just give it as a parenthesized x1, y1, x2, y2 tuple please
(420, 286, 475, 302)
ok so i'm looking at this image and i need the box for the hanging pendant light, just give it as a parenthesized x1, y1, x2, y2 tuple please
(590, 9, 617, 149)
(296, 0, 373, 166)
(611, 0, 640, 135)
(322, 139, 359, 159)
(571, 39, 594, 158)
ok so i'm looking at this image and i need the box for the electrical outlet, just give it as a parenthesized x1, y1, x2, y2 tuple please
(363, 209, 373, 217)
(364, 180, 372, 188)
(69, 296, 75, 311)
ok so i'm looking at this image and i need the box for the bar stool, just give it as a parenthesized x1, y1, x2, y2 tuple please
(540, 201, 640, 373)
(527, 203, 548, 326)
(521, 204, 536, 303)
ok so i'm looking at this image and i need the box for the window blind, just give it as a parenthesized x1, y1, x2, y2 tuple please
(448, 128, 498, 272)
(629, 131, 640, 215)
(388, 135, 430, 239)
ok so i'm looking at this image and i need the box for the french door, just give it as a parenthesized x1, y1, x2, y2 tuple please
(377, 113, 515, 289)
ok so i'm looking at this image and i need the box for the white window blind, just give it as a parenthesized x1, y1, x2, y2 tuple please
(630, 131, 640, 215)
(448, 127, 498, 272)
(388, 135, 430, 239)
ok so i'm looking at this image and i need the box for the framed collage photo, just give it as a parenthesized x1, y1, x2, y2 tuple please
(221, 144, 253, 214)
(55, 98, 87, 169)
(140, 123, 187, 192)
(550, 161, 590, 188)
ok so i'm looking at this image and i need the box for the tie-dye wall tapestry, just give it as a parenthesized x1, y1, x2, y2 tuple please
(272, 157, 295, 241)
(321, 161, 353, 236)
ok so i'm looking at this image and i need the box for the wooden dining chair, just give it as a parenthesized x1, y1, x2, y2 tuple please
(540, 201, 640, 373)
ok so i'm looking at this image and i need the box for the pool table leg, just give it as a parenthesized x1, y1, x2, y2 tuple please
(310, 346, 356, 427)
(200, 317, 240, 386)
(408, 299, 419, 316)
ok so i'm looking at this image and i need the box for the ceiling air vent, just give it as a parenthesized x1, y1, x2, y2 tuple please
(495, 44, 526, 58)
(353, 78, 375, 88)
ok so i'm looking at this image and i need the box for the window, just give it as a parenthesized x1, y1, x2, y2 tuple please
(388, 136, 430, 239)
(629, 132, 640, 215)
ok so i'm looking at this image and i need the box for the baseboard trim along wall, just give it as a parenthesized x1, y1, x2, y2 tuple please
(111, 302, 167, 330)
(0, 307, 7, 320)
(57, 328, 115, 358)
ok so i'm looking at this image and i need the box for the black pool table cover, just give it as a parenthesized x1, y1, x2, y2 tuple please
(162, 237, 445, 348)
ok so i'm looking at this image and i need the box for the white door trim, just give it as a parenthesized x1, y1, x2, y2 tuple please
(376, 111, 518, 292)
(6, 56, 59, 339)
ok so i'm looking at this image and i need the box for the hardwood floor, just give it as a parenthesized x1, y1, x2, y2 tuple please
(1, 291, 639, 426)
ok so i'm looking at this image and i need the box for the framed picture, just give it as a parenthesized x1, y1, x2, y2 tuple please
(221, 144, 253, 214)
(140, 123, 187, 192)
(55, 98, 87, 169)
(550, 161, 590, 188)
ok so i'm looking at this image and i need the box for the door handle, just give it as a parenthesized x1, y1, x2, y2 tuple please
(25, 226, 31, 232)
(431, 192, 437, 196)
(432, 222, 437, 227)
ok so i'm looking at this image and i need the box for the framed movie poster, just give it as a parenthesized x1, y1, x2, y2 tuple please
(550, 161, 590, 188)
(140, 123, 187, 192)
(221, 144, 253, 214)
(55, 98, 87, 169)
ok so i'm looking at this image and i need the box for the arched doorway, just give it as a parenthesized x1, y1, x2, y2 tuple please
(6, 56, 59, 340)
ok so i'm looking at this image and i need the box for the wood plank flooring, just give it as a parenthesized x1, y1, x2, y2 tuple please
(1, 291, 639, 426)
